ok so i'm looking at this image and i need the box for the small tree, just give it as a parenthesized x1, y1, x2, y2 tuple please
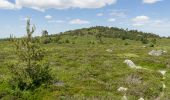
(42, 30, 48, 37)
(9, 34, 14, 41)
(151, 38, 157, 44)
(141, 35, 149, 44)
(41, 30, 52, 44)
(10, 19, 52, 90)
(96, 32, 103, 43)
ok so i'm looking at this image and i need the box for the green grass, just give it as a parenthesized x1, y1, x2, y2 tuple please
(0, 35, 170, 100)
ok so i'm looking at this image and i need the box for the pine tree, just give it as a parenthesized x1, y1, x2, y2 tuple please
(10, 19, 52, 90)
(42, 30, 49, 37)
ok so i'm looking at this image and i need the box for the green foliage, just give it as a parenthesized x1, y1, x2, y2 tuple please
(151, 38, 157, 45)
(42, 37, 51, 44)
(124, 42, 130, 45)
(96, 32, 103, 43)
(141, 36, 149, 44)
(53, 35, 61, 43)
(65, 39, 70, 43)
(41, 30, 53, 44)
(149, 43, 155, 47)
(61, 26, 160, 42)
(147, 38, 157, 47)
(9, 19, 52, 91)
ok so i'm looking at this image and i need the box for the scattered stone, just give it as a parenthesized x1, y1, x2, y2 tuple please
(124, 59, 141, 69)
(117, 87, 128, 92)
(124, 60, 151, 70)
(148, 50, 167, 56)
(118, 87, 128, 100)
(138, 97, 144, 100)
(53, 81, 65, 86)
(143, 46, 146, 48)
(163, 50, 167, 53)
(159, 70, 166, 76)
(124, 60, 136, 68)
(106, 49, 113, 53)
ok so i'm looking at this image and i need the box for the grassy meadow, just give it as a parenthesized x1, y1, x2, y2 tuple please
(0, 32, 170, 100)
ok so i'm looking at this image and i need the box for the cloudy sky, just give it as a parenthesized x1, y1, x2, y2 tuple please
(0, 0, 170, 38)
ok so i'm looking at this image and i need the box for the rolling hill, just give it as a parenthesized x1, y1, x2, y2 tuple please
(0, 26, 170, 100)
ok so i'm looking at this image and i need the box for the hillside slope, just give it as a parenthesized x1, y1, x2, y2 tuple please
(0, 27, 170, 100)
(61, 26, 160, 39)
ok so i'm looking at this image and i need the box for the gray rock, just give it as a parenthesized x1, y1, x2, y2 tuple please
(148, 50, 167, 56)
(124, 59, 142, 69)
(53, 81, 65, 86)
(124, 59, 136, 68)
(106, 49, 113, 53)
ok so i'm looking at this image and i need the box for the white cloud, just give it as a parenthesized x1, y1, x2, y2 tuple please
(132, 16, 170, 27)
(132, 16, 150, 22)
(109, 10, 126, 18)
(150, 20, 170, 28)
(19, 0, 116, 9)
(130, 16, 170, 36)
(151, 20, 163, 26)
(0, 0, 117, 11)
(45, 15, 52, 20)
(132, 16, 150, 26)
(143, 0, 162, 4)
(108, 18, 116, 22)
(48, 20, 64, 23)
(97, 13, 103, 16)
(69, 19, 90, 24)
(0, 0, 17, 9)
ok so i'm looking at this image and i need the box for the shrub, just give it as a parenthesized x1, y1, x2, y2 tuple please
(124, 42, 129, 45)
(121, 36, 126, 40)
(141, 37, 149, 44)
(72, 41, 75, 44)
(65, 39, 70, 43)
(151, 38, 157, 45)
(149, 43, 154, 47)
(42, 37, 51, 44)
(53, 35, 61, 43)
(96, 32, 103, 43)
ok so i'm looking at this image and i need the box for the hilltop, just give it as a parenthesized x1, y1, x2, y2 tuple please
(62, 26, 160, 38)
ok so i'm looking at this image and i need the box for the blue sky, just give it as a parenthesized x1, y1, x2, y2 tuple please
(0, 0, 170, 38)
